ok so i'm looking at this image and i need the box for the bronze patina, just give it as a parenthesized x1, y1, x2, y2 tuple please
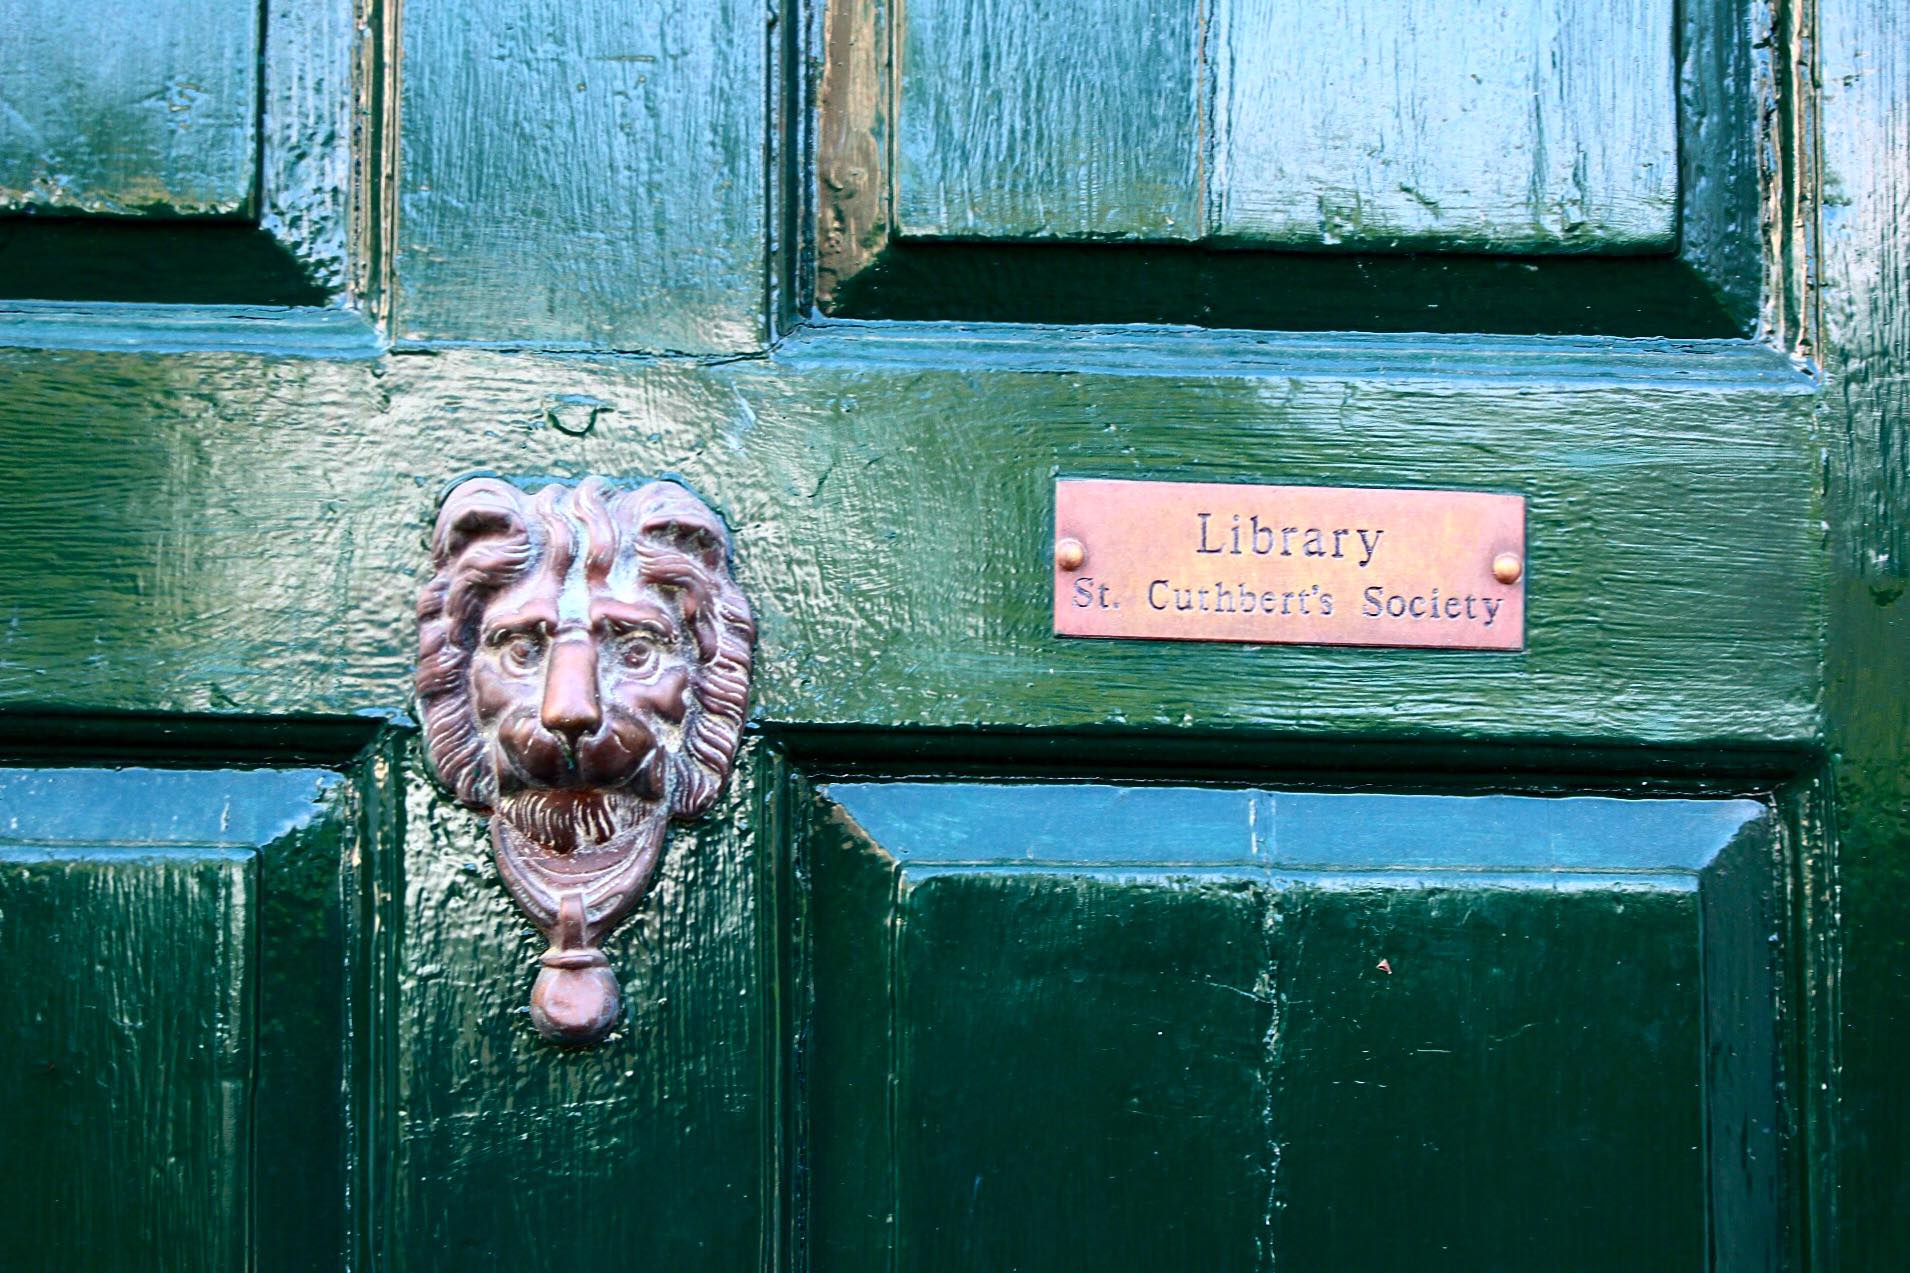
(416, 476, 754, 1044)
(1054, 478, 1525, 650)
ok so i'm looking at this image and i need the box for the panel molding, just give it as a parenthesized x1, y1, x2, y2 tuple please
(794, 776, 1785, 1270)
(0, 0, 368, 310)
(0, 765, 361, 1273)
(814, 0, 1773, 334)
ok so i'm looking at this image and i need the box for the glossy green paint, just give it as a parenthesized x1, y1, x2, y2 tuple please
(826, 243, 1749, 336)
(378, 737, 771, 1270)
(1817, 0, 1910, 1263)
(801, 781, 1778, 1270)
(0, 329, 1819, 754)
(0, 222, 333, 306)
(822, 0, 1766, 330)
(893, 0, 1677, 249)
(0, 0, 1902, 1268)
(895, 0, 1204, 239)
(0, 767, 359, 1273)
(0, 0, 261, 217)
(0, 0, 359, 307)
(395, 0, 775, 350)
(1210, 0, 1679, 250)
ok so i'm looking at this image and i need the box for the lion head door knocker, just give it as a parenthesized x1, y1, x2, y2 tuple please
(416, 477, 754, 1044)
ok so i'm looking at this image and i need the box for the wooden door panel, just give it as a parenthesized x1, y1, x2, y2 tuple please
(893, 0, 1203, 240)
(0, 767, 362, 1273)
(2, 840, 255, 1271)
(822, 0, 1760, 331)
(1272, 881, 1706, 1268)
(1212, 0, 1678, 250)
(888, 0, 1677, 251)
(393, 0, 774, 350)
(0, 0, 261, 218)
(800, 781, 1777, 1270)
(803, 814, 1271, 1271)
(887, 869, 1269, 1272)
(0, 0, 353, 306)
(0, 0, 1898, 1263)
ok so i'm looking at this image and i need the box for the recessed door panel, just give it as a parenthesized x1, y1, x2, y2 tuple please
(802, 782, 1778, 1271)
(0, 767, 358, 1273)
(1213, 0, 1678, 250)
(0, 0, 261, 218)
(879, 0, 1676, 251)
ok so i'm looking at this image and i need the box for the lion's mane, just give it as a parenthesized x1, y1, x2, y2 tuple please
(415, 476, 754, 818)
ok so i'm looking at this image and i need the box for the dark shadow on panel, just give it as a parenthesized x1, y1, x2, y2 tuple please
(825, 241, 1745, 339)
(0, 218, 330, 306)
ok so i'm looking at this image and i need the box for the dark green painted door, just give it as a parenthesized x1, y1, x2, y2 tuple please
(799, 784, 1780, 1270)
(0, 1, 1899, 1271)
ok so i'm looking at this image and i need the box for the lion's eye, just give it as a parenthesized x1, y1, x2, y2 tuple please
(608, 621, 669, 668)
(489, 628, 547, 670)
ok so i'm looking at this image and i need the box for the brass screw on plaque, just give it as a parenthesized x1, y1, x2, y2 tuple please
(1493, 552, 1524, 584)
(1055, 537, 1087, 571)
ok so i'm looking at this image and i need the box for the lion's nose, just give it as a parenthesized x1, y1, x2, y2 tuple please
(540, 638, 602, 746)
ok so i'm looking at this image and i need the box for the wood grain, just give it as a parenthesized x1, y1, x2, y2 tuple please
(894, 0, 1202, 239)
(1213, 0, 1679, 250)
(385, 739, 769, 1269)
(260, 0, 359, 296)
(395, 0, 772, 350)
(0, 1, 1893, 1267)
(1676, 0, 1765, 328)
(804, 780, 1777, 1270)
(0, 0, 260, 217)
(872, 0, 1677, 251)
(0, 846, 255, 1272)
(0, 768, 345, 1273)
(0, 2, 1887, 1261)
(1818, 0, 1910, 1262)
(816, 0, 895, 302)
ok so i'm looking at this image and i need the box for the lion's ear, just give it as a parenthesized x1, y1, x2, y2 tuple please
(631, 482, 731, 572)
(432, 478, 527, 564)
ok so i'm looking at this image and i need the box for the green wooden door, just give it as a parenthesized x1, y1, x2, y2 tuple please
(0, 1, 1900, 1270)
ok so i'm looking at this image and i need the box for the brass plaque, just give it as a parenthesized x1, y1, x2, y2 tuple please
(1053, 478, 1525, 650)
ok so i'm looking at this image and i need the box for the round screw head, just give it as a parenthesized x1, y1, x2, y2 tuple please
(1492, 552, 1524, 585)
(1055, 537, 1087, 571)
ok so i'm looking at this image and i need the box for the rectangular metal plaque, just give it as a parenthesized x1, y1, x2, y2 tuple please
(1054, 478, 1525, 650)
